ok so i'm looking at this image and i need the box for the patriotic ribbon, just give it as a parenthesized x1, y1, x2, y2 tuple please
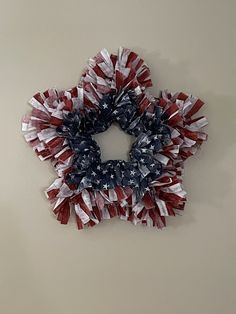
(22, 47, 207, 229)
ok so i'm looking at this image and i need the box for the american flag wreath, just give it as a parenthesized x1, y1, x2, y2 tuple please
(22, 47, 208, 229)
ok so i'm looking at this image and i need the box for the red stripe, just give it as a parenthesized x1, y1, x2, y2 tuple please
(49, 116, 63, 126)
(177, 92, 188, 101)
(142, 192, 155, 209)
(185, 99, 204, 118)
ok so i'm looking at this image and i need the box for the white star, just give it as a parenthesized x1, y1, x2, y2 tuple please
(150, 145, 154, 150)
(150, 163, 155, 168)
(130, 170, 136, 176)
(102, 170, 108, 174)
(113, 110, 118, 114)
(96, 179, 101, 184)
(154, 135, 158, 140)
(110, 174, 114, 179)
(91, 171, 96, 176)
(142, 148, 147, 152)
(97, 165, 101, 170)
(144, 138, 151, 144)
(116, 117, 120, 120)
(102, 103, 108, 109)
(140, 158, 144, 163)
(145, 187, 150, 192)
(103, 184, 108, 189)
(129, 179, 134, 184)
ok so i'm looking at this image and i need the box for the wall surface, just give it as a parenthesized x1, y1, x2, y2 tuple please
(1, 1, 236, 314)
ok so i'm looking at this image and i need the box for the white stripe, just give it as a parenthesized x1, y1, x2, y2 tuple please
(24, 131, 37, 142)
(54, 146, 70, 158)
(108, 189, 118, 202)
(29, 97, 47, 113)
(38, 128, 56, 141)
(155, 153, 169, 165)
(155, 198, 169, 216)
(132, 201, 144, 214)
(75, 204, 90, 224)
(82, 190, 93, 211)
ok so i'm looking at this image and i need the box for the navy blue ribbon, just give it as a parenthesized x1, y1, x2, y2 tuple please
(56, 91, 171, 199)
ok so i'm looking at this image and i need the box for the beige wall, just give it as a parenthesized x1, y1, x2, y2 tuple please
(1, 1, 236, 313)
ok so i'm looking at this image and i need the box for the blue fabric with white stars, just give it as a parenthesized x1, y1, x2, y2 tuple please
(56, 91, 171, 199)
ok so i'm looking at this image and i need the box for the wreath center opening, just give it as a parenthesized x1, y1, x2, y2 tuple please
(93, 123, 135, 162)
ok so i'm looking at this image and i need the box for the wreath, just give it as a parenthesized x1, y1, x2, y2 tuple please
(22, 47, 207, 229)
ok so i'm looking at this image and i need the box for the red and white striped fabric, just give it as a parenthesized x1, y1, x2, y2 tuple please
(22, 48, 208, 230)
(79, 47, 152, 110)
(22, 88, 81, 177)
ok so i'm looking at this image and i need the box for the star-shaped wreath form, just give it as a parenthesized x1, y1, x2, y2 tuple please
(22, 47, 207, 229)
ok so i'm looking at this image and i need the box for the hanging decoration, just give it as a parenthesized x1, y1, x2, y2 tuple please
(22, 47, 207, 229)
